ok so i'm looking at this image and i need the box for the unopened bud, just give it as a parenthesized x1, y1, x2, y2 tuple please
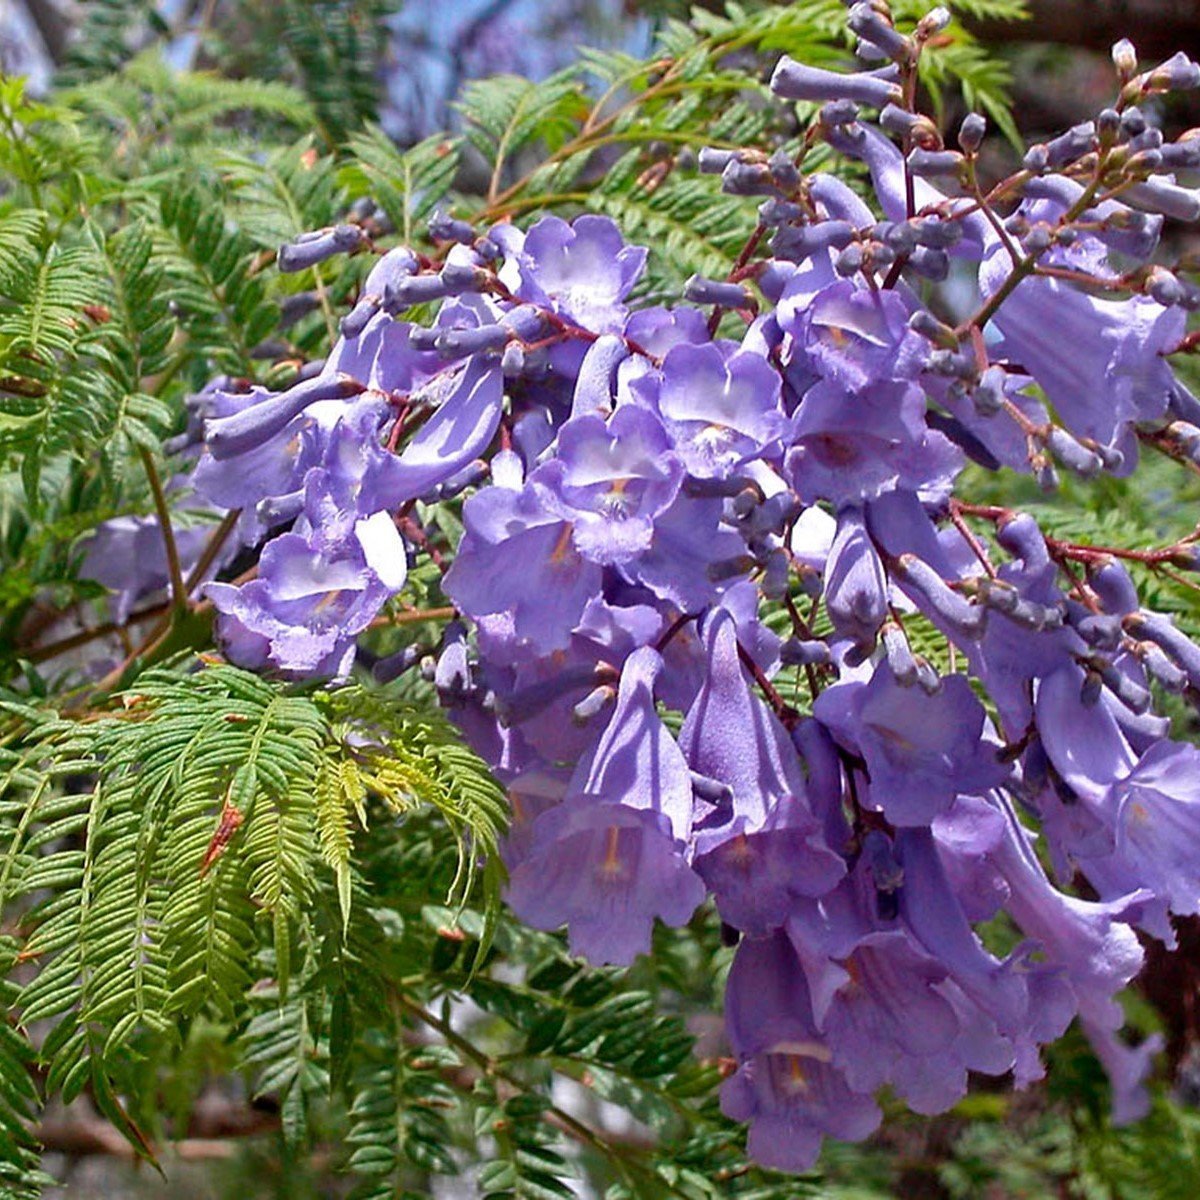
(819, 99, 860, 127)
(847, 3, 910, 61)
(909, 309, 959, 349)
(572, 685, 616, 725)
(434, 324, 509, 357)
(1044, 121, 1096, 166)
(958, 111, 987, 153)
(1112, 38, 1137, 78)
(698, 147, 737, 174)
(907, 247, 949, 280)
(1047, 427, 1103, 478)
(427, 208, 475, 244)
(684, 274, 752, 309)
(907, 148, 963, 177)
(277, 224, 363, 273)
(770, 56, 903, 107)
(1122, 178, 1200, 222)
(973, 365, 1008, 416)
(781, 638, 832, 667)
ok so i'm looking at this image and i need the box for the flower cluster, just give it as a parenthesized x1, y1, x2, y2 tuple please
(91, 5, 1200, 1172)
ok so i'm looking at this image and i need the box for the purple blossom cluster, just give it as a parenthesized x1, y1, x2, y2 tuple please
(86, 5, 1200, 1172)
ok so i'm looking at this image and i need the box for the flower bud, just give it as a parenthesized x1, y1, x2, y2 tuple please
(1072, 611, 1123, 651)
(1047, 427, 1103, 478)
(1044, 121, 1096, 166)
(892, 554, 986, 638)
(205, 372, 365, 460)
(1141, 643, 1187, 692)
(907, 148, 964, 177)
(819, 98, 860, 127)
(434, 621, 472, 702)
(434, 324, 509, 357)
(1122, 178, 1200, 222)
(427, 208, 476, 244)
(847, 3, 910, 61)
(1147, 51, 1200, 93)
(1124, 611, 1200, 685)
(698, 147, 737, 174)
(770, 220, 857, 264)
(1112, 38, 1138, 78)
(912, 216, 963, 248)
(835, 243, 866, 276)
(277, 224, 364, 273)
(384, 273, 450, 311)
(572, 684, 616, 725)
(440, 261, 487, 295)
(882, 624, 918, 685)
(1160, 138, 1200, 170)
(770, 55, 903, 107)
(913, 656, 942, 695)
(1146, 268, 1185, 307)
(721, 158, 778, 197)
(758, 197, 805, 225)
(1022, 144, 1050, 173)
(684, 274, 752, 309)
(1096, 107, 1121, 142)
(1098, 662, 1152, 714)
(909, 309, 959, 348)
(958, 111, 987, 153)
(973, 365, 1008, 416)
(781, 638, 831, 667)
(809, 173, 875, 225)
(907, 246, 950, 280)
(768, 148, 800, 190)
(917, 6, 952, 37)
(1127, 127, 1164, 153)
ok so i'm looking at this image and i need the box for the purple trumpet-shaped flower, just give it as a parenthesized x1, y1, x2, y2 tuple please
(786, 380, 961, 507)
(389, 357, 504, 501)
(991, 795, 1148, 1033)
(979, 236, 1188, 453)
(680, 611, 844, 933)
(621, 492, 749, 612)
(1035, 663, 1136, 800)
(646, 341, 788, 478)
(777, 255, 929, 391)
(535, 405, 684, 564)
(1068, 739, 1200, 942)
(1081, 1018, 1164, 1126)
(814, 665, 1008, 826)
(785, 893, 969, 1113)
(443, 477, 603, 659)
(79, 508, 232, 623)
(505, 647, 704, 964)
(206, 504, 406, 677)
(823, 506, 888, 652)
(721, 929, 881, 1173)
(514, 215, 647, 335)
(895, 821, 1035, 1047)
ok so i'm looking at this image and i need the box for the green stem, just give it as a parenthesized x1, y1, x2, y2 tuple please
(184, 509, 241, 594)
(137, 446, 187, 615)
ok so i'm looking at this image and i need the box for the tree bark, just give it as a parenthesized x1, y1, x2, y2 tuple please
(21, 0, 70, 64)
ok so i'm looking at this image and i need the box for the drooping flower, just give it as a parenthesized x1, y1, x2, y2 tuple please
(681, 611, 844, 933)
(505, 647, 705, 964)
(814, 665, 1008, 826)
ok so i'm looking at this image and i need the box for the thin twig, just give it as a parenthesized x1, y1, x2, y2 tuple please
(138, 446, 187, 614)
